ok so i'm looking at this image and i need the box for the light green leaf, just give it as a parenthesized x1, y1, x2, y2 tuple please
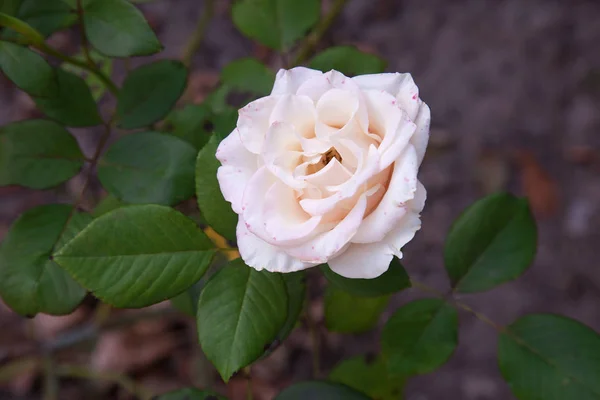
(195, 135, 238, 241)
(0, 119, 84, 189)
(0, 204, 89, 316)
(324, 286, 389, 334)
(53, 205, 215, 308)
(310, 46, 387, 76)
(275, 381, 370, 400)
(116, 60, 187, 129)
(83, 0, 161, 57)
(0, 41, 57, 96)
(498, 314, 600, 400)
(33, 68, 102, 127)
(97, 131, 196, 205)
(232, 0, 320, 51)
(157, 388, 227, 400)
(444, 192, 537, 293)
(0, 11, 44, 43)
(62, 50, 112, 101)
(221, 58, 275, 96)
(163, 104, 212, 150)
(329, 355, 406, 400)
(381, 298, 458, 376)
(197, 259, 288, 382)
(321, 257, 410, 297)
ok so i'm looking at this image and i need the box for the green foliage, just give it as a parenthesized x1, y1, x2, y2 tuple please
(0, 204, 89, 316)
(97, 131, 197, 205)
(221, 58, 275, 96)
(275, 381, 371, 400)
(329, 356, 406, 400)
(33, 68, 102, 127)
(53, 205, 215, 308)
(277, 272, 306, 342)
(381, 299, 458, 376)
(0, 0, 22, 16)
(195, 135, 238, 241)
(12, 0, 76, 37)
(163, 104, 212, 150)
(321, 257, 410, 297)
(83, 0, 161, 57)
(62, 50, 112, 101)
(444, 192, 537, 293)
(498, 314, 600, 400)
(197, 259, 288, 382)
(0, 119, 84, 189)
(116, 60, 187, 129)
(310, 46, 387, 76)
(324, 286, 389, 334)
(157, 388, 227, 400)
(232, 0, 320, 51)
(91, 194, 128, 217)
(0, 41, 57, 96)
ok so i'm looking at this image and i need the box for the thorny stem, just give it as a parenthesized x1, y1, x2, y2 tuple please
(182, 0, 215, 67)
(292, 0, 349, 66)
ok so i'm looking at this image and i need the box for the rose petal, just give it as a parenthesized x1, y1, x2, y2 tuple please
(328, 242, 393, 279)
(297, 70, 361, 104)
(241, 166, 276, 239)
(237, 96, 279, 154)
(237, 217, 316, 273)
(262, 121, 305, 189)
(271, 67, 323, 96)
(385, 212, 422, 259)
(301, 158, 352, 188)
(353, 72, 421, 120)
(412, 102, 431, 165)
(216, 130, 260, 214)
(269, 95, 317, 138)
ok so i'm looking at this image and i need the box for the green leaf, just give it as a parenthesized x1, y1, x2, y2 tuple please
(0, 119, 84, 189)
(275, 381, 371, 400)
(97, 131, 196, 205)
(92, 194, 127, 217)
(498, 314, 600, 400)
(163, 104, 212, 150)
(221, 58, 275, 96)
(195, 135, 238, 241)
(83, 0, 161, 57)
(0, 0, 22, 16)
(324, 286, 389, 334)
(310, 46, 387, 76)
(277, 271, 306, 341)
(210, 107, 238, 140)
(444, 192, 537, 293)
(232, 0, 320, 51)
(321, 257, 410, 297)
(0, 41, 57, 96)
(53, 205, 215, 308)
(33, 68, 102, 127)
(14, 0, 76, 37)
(157, 388, 227, 400)
(62, 50, 112, 101)
(197, 259, 288, 382)
(381, 298, 458, 376)
(0, 204, 89, 316)
(329, 355, 406, 400)
(116, 60, 187, 129)
(0, 11, 44, 43)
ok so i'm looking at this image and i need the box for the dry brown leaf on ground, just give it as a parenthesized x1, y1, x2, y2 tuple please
(514, 149, 560, 219)
(476, 149, 510, 194)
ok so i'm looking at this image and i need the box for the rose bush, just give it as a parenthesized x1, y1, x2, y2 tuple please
(216, 67, 431, 278)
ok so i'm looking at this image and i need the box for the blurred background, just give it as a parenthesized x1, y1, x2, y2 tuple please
(1, 0, 599, 399)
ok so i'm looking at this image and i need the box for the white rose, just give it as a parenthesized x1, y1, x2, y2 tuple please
(216, 67, 430, 279)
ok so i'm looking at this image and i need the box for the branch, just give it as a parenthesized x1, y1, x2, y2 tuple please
(76, 0, 95, 67)
(182, 0, 215, 67)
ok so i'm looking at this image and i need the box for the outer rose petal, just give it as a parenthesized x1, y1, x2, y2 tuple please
(216, 130, 260, 214)
(412, 102, 431, 165)
(352, 73, 420, 120)
(271, 67, 323, 95)
(237, 96, 279, 154)
(237, 218, 316, 273)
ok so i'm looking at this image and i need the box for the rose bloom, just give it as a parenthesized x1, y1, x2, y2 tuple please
(216, 67, 430, 279)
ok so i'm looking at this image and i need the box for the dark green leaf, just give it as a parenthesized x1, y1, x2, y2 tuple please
(163, 104, 212, 150)
(232, 0, 320, 51)
(329, 355, 406, 400)
(97, 131, 196, 205)
(321, 257, 410, 297)
(0, 0, 22, 16)
(498, 314, 600, 400)
(33, 68, 102, 127)
(83, 0, 161, 57)
(0, 119, 84, 189)
(221, 58, 275, 96)
(53, 205, 215, 308)
(0, 40, 57, 96)
(275, 381, 371, 400)
(116, 60, 187, 129)
(277, 271, 306, 341)
(381, 298, 458, 376)
(62, 50, 112, 101)
(210, 107, 238, 140)
(0, 204, 89, 316)
(310, 46, 387, 76)
(324, 286, 389, 334)
(444, 192, 537, 293)
(14, 0, 76, 37)
(92, 194, 127, 217)
(195, 135, 238, 241)
(157, 388, 227, 400)
(197, 259, 288, 382)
